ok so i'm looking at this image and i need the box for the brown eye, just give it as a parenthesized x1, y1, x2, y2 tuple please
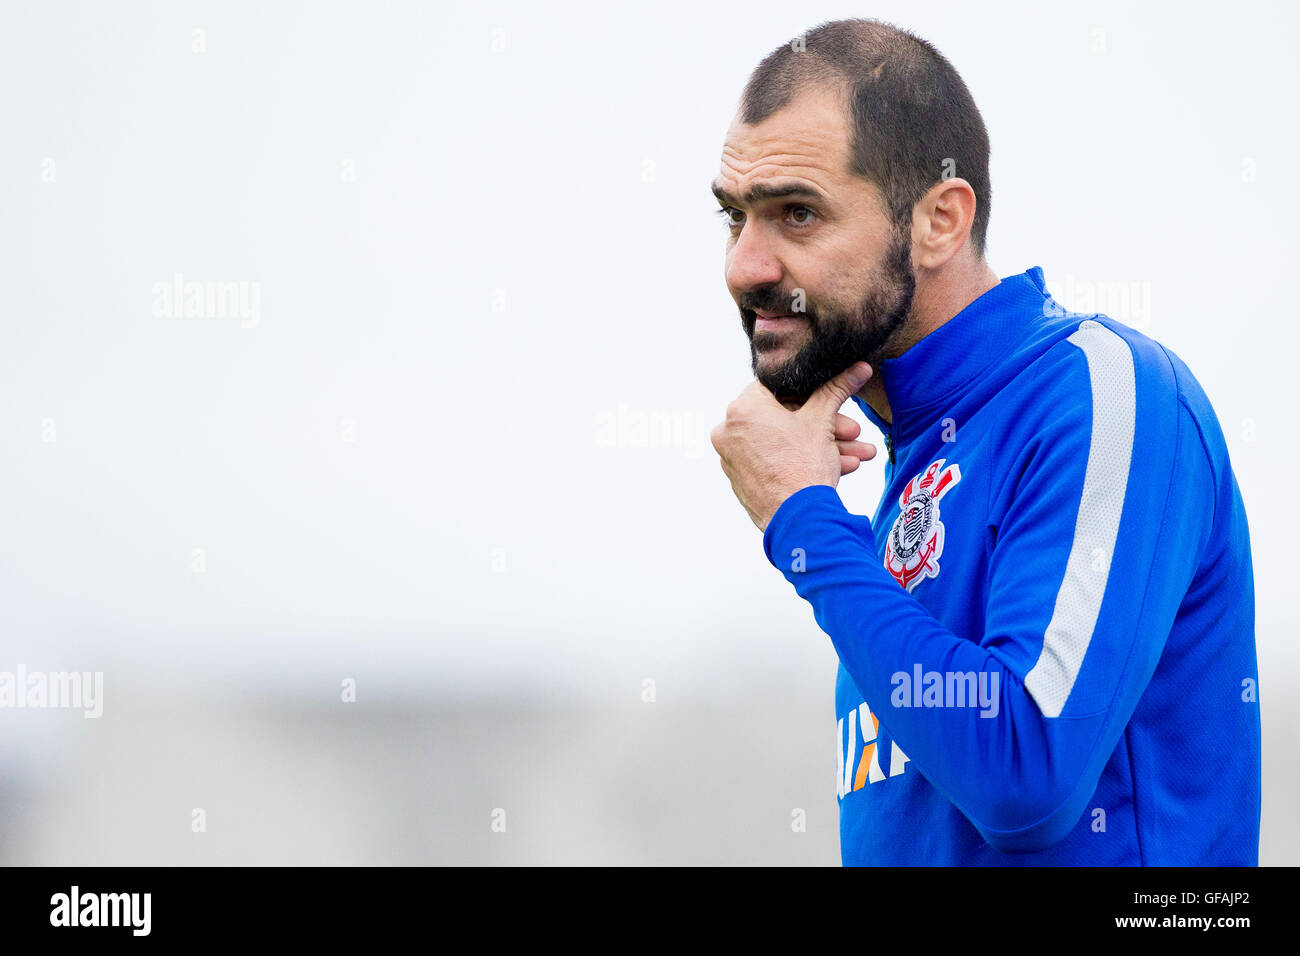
(789, 205, 814, 225)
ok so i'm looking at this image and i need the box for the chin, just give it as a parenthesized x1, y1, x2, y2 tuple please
(753, 354, 786, 378)
(754, 365, 814, 404)
(753, 345, 799, 374)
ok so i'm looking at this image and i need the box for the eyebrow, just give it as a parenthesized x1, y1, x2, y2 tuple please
(710, 179, 830, 207)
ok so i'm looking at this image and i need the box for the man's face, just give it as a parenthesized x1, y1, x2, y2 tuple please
(714, 82, 915, 404)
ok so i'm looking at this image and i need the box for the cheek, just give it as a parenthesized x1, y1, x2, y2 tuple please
(794, 241, 858, 305)
(822, 257, 877, 306)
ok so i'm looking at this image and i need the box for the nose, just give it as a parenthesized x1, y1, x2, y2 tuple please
(725, 220, 783, 294)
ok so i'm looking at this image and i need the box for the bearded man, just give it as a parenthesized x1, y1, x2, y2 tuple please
(709, 18, 1260, 866)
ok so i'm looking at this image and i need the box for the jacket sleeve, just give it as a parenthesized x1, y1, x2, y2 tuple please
(761, 327, 1214, 853)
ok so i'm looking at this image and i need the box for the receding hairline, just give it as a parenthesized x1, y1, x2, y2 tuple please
(733, 16, 993, 258)
(738, 19, 930, 124)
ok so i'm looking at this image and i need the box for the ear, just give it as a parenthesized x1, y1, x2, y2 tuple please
(912, 177, 978, 269)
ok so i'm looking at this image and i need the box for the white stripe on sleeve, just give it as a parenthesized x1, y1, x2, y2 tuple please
(1024, 320, 1137, 718)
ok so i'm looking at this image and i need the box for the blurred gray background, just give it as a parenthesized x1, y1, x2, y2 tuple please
(1, 0, 1295, 865)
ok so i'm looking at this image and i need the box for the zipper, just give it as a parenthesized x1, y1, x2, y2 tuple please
(884, 427, 895, 465)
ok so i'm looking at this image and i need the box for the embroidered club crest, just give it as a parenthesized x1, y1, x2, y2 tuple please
(884, 458, 962, 592)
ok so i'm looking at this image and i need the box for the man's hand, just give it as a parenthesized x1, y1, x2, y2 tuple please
(710, 362, 877, 531)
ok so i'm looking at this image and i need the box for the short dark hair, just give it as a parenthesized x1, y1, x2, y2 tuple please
(740, 18, 991, 258)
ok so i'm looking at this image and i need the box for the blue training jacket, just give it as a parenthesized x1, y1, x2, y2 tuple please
(762, 267, 1261, 865)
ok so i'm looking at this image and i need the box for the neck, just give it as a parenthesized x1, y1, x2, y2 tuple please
(856, 257, 1000, 425)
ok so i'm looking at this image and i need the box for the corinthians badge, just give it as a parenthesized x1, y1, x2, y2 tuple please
(884, 458, 962, 592)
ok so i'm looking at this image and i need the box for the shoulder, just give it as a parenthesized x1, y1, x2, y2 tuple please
(996, 313, 1207, 470)
(1047, 316, 1225, 473)
(1013, 314, 1201, 442)
(1015, 313, 1221, 496)
(1030, 315, 1176, 401)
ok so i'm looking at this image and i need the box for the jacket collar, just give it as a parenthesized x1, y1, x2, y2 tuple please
(853, 267, 1052, 453)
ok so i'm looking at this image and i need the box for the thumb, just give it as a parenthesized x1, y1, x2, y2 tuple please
(802, 361, 873, 421)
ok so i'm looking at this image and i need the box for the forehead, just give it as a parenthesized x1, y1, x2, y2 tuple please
(717, 83, 853, 201)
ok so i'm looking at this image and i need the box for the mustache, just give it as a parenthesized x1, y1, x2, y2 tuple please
(737, 288, 818, 330)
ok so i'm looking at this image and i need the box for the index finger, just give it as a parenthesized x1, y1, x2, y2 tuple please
(799, 362, 874, 421)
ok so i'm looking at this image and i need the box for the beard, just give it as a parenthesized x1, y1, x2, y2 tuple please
(738, 226, 915, 405)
